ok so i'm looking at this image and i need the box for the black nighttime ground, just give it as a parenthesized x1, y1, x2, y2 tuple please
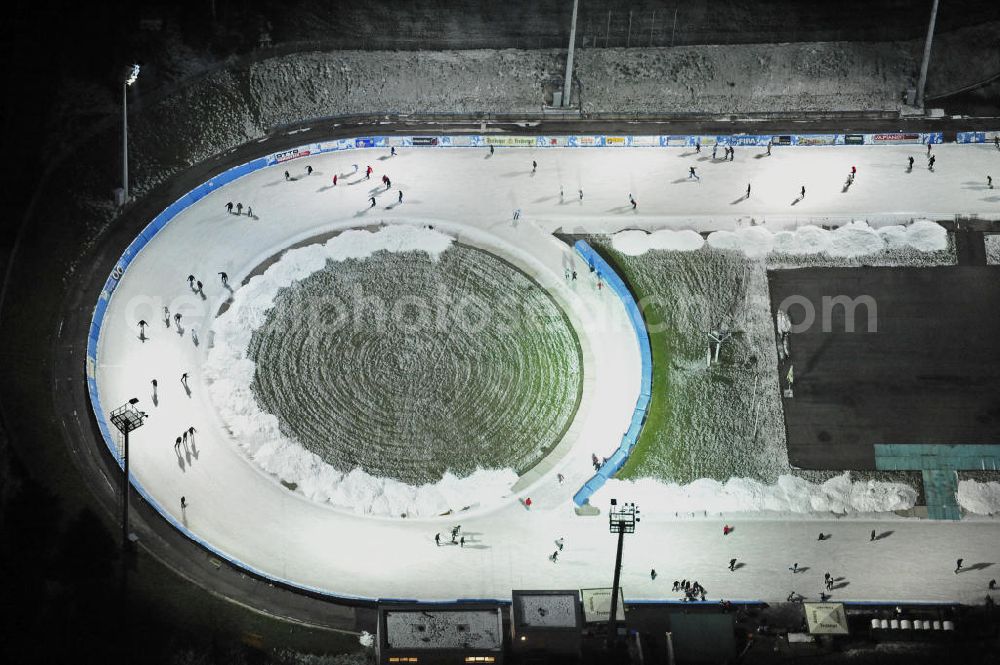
(1, 1, 1000, 664)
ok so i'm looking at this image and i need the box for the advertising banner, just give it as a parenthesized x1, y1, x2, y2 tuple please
(659, 135, 690, 147)
(540, 136, 570, 147)
(317, 140, 344, 152)
(796, 135, 838, 146)
(485, 136, 536, 147)
(958, 130, 1000, 144)
(354, 137, 384, 148)
(410, 136, 439, 146)
(274, 147, 311, 163)
(630, 135, 661, 147)
(771, 135, 793, 146)
(871, 132, 922, 143)
(605, 136, 629, 147)
(844, 134, 865, 145)
(729, 135, 765, 146)
(568, 135, 606, 147)
(446, 135, 477, 147)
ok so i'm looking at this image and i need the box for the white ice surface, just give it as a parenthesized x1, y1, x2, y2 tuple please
(95, 144, 1000, 601)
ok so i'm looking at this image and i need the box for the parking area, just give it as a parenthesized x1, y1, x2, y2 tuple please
(768, 266, 1000, 469)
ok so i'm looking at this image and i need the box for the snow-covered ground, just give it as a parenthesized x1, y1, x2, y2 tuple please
(124, 41, 930, 197)
(599, 219, 954, 488)
(95, 143, 1000, 602)
(986, 233, 1000, 265)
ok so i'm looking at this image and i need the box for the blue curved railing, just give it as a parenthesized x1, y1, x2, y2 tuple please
(571, 240, 653, 507)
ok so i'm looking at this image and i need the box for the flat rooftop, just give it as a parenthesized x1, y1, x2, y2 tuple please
(382, 608, 503, 650)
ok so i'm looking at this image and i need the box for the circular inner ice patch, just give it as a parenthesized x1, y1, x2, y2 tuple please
(246, 242, 582, 485)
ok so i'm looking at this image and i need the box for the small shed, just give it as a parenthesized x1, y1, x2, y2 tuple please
(376, 602, 505, 664)
(511, 590, 583, 662)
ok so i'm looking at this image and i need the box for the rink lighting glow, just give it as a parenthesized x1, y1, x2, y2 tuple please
(126, 64, 140, 86)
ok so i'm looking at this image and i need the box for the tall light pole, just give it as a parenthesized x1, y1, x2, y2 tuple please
(122, 64, 140, 205)
(110, 398, 146, 550)
(563, 0, 579, 107)
(915, 0, 939, 108)
(607, 499, 639, 650)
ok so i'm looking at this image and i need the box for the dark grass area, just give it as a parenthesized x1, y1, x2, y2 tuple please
(582, 238, 786, 484)
(769, 266, 1000, 470)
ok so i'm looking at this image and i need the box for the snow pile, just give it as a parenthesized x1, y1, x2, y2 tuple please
(601, 472, 917, 515)
(612, 229, 705, 255)
(613, 221, 946, 259)
(706, 226, 774, 257)
(985, 234, 1000, 266)
(772, 225, 832, 255)
(956, 479, 1000, 515)
(203, 225, 521, 518)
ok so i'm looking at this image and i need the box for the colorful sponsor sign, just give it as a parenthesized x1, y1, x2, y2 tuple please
(772, 135, 793, 146)
(872, 132, 922, 143)
(568, 135, 605, 147)
(274, 147, 310, 162)
(354, 137, 383, 148)
(730, 135, 762, 146)
(844, 134, 865, 145)
(541, 136, 571, 146)
(410, 136, 439, 146)
(605, 136, 629, 146)
(796, 135, 837, 146)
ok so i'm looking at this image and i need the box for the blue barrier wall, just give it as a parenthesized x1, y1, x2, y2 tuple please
(957, 131, 1000, 144)
(570, 240, 653, 507)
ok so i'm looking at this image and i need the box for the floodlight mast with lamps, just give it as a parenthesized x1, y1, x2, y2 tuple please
(109, 398, 146, 551)
(607, 499, 639, 650)
(122, 64, 140, 205)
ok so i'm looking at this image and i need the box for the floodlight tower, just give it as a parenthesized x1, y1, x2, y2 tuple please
(915, 0, 939, 108)
(122, 64, 140, 205)
(110, 398, 146, 550)
(562, 0, 579, 107)
(607, 499, 639, 649)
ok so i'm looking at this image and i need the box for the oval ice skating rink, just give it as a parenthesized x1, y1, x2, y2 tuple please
(95, 143, 1000, 602)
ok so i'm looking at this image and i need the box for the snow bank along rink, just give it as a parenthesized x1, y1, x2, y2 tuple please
(94, 143, 1000, 603)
